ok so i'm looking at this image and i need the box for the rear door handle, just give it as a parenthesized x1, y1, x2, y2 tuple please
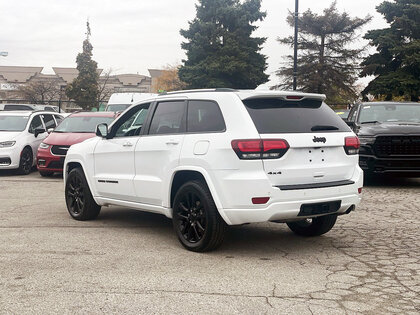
(166, 140, 179, 145)
(123, 142, 133, 147)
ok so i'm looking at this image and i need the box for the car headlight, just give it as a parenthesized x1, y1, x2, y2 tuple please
(358, 136, 375, 145)
(39, 142, 50, 149)
(0, 141, 16, 148)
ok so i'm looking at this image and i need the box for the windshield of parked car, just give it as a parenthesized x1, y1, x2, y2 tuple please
(0, 115, 29, 131)
(359, 104, 420, 124)
(106, 104, 130, 112)
(54, 116, 115, 133)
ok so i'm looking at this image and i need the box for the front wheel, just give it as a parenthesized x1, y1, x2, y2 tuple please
(173, 180, 226, 252)
(17, 147, 33, 175)
(65, 168, 101, 220)
(287, 214, 337, 236)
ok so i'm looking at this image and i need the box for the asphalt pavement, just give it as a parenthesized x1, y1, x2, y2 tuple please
(0, 170, 419, 314)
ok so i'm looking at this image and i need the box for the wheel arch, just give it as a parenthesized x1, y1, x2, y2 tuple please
(64, 160, 97, 199)
(168, 168, 231, 225)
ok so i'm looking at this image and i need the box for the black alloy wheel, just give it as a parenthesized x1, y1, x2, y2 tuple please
(173, 180, 226, 252)
(67, 173, 85, 216)
(18, 147, 33, 175)
(65, 168, 101, 220)
(176, 191, 207, 244)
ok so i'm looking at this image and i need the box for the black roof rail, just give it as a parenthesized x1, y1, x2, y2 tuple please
(159, 88, 237, 96)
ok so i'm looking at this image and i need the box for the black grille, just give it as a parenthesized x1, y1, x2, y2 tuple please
(51, 145, 70, 156)
(374, 136, 420, 157)
(47, 160, 64, 169)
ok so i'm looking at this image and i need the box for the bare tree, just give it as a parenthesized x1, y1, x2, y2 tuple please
(97, 69, 114, 106)
(17, 79, 61, 104)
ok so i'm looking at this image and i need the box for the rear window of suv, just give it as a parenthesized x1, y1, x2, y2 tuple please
(243, 98, 350, 133)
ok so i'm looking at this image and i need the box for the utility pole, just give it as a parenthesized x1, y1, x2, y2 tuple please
(293, 0, 298, 90)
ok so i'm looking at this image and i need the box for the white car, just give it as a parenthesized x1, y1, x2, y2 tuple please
(64, 89, 363, 251)
(105, 92, 157, 112)
(0, 111, 64, 174)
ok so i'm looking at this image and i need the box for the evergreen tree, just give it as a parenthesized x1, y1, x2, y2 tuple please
(66, 21, 100, 110)
(274, 1, 371, 104)
(361, 0, 420, 101)
(179, 0, 268, 89)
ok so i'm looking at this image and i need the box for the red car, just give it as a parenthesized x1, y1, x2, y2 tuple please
(37, 112, 117, 176)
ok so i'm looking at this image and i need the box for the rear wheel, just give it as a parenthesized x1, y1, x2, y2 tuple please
(17, 147, 33, 175)
(65, 168, 101, 220)
(173, 180, 226, 252)
(287, 214, 337, 236)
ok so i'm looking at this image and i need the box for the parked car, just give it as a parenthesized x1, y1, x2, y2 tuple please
(64, 89, 363, 252)
(105, 92, 157, 112)
(345, 101, 420, 176)
(36, 105, 67, 113)
(37, 112, 117, 176)
(0, 111, 64, 174)
(0, 103, 40, 111)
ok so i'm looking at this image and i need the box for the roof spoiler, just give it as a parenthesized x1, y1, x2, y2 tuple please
(238, 91, 326, 102)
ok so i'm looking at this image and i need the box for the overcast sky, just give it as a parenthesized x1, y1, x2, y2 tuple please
(0, 0, 388, 88)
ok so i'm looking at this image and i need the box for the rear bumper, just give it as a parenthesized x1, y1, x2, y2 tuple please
(359, 154, 420, 174)
(36, 148, 65, 172)
(215, 167, 363, 225)
(223, 192, 361, 225)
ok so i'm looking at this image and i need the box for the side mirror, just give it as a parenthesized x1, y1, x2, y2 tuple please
(47, 128, 54, 134)
(96, 123, 109, 139)
(34, 128, 46, 137)
(344, 119, 355, 127)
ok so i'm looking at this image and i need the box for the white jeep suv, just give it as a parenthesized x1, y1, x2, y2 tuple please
(64, 89, 363, 251)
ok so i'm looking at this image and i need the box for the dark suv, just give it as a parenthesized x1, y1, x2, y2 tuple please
(346, 102, 420, 176)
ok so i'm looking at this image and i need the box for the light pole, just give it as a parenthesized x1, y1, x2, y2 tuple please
(293, 0, 298, 91)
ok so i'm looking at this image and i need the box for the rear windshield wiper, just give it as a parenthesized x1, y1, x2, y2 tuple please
(311, 125, 339, 131)
(360, 120, 381, 124)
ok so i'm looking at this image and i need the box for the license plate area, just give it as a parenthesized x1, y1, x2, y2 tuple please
(298, 200, 341, 216)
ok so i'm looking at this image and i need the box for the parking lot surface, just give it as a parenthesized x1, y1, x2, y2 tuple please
(0, 171, 419, 314)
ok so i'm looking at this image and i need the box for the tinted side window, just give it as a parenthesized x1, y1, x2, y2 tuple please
(42, 114, 56, 129)
(29, 115, 43, 133)
(149, 101, 186, 135)
(4, 105, 32, 110)
(243, 98, 350, 133)
(187, 100, 225, 132)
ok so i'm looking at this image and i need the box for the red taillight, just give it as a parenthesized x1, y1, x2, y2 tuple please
(286, 95, 303, 100)
(231, 139, 289, 160)
(252, 197, 270, 204)
(358, 187, 363, 194)
(344, 136, 360, 155)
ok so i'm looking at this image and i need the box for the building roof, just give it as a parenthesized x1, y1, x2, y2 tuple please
(52, 67, 103, 83)
(148, 69, 163, 78)
(0, 66, 43, 83)
(114, 74, 149, 86)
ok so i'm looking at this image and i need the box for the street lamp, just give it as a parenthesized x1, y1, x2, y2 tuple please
(0, 52, 8, 57)
(293, 0, 298, 91)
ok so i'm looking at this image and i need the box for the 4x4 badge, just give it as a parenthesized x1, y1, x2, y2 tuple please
(313, 136, 326, 143)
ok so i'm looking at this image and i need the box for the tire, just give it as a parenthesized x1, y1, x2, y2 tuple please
(39, 171, 54, 177)
(17, 147, 33, 175)
(287, 214, 338, 236)
(172, 180, 226, 252)
(65, 167, 101, 220)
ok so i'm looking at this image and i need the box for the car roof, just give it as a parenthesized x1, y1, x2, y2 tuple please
(68, 111, 117, 118)
(0, 110, 62, 116)
(156, 89, 326, 101)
